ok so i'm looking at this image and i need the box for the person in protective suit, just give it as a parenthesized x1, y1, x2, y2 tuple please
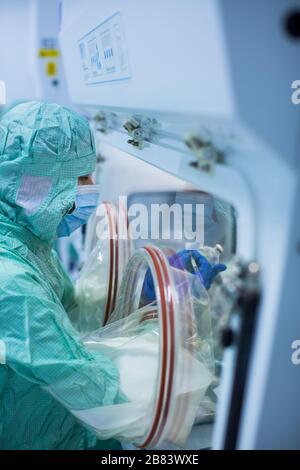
(0, 101, 122, 450)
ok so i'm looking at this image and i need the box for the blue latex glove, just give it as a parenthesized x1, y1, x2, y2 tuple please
(141, 249, 226, 304)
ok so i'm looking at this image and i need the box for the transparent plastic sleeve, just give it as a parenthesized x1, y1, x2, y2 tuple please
(72, 245, 215, 448)
(75, 202, 132, 332)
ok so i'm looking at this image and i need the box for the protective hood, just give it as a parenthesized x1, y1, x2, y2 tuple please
(0, 101, 96, 243)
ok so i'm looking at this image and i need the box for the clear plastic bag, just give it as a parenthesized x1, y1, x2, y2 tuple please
(75, 201, 132, 332)
(73, 245, 215, 448)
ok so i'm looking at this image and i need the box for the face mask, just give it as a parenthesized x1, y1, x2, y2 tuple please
(57, 185, 100, 238)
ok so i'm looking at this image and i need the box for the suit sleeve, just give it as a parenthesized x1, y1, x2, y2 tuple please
(0, 264, 120, 412)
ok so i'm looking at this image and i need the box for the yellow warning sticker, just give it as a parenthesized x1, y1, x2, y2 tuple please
(39, 49, 60, 58)
(46, 62, 57, 76)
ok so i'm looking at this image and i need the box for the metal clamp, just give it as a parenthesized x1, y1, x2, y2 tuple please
(185, 134, 222, 173)
(123, 114, 158, 149)
(94, 111, 118, 133)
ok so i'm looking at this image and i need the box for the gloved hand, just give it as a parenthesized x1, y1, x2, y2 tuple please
(141, 249, 226, 305)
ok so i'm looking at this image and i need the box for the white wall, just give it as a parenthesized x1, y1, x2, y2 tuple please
(0, 0, 72, 108)
(0, 0, 40, 105)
